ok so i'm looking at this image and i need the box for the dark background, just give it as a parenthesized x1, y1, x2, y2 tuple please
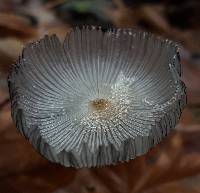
(0, 0, 200, 193)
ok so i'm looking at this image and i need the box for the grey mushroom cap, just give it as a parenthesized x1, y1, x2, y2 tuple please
(8, 27, 186, 168)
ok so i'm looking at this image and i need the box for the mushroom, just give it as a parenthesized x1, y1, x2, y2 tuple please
(8, 27, 186, 168)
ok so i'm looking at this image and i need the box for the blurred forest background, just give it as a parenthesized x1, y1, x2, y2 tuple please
(0, 0, 200, 193)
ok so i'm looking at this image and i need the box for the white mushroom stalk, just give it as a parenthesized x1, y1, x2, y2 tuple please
(8, 27, 186, 168)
